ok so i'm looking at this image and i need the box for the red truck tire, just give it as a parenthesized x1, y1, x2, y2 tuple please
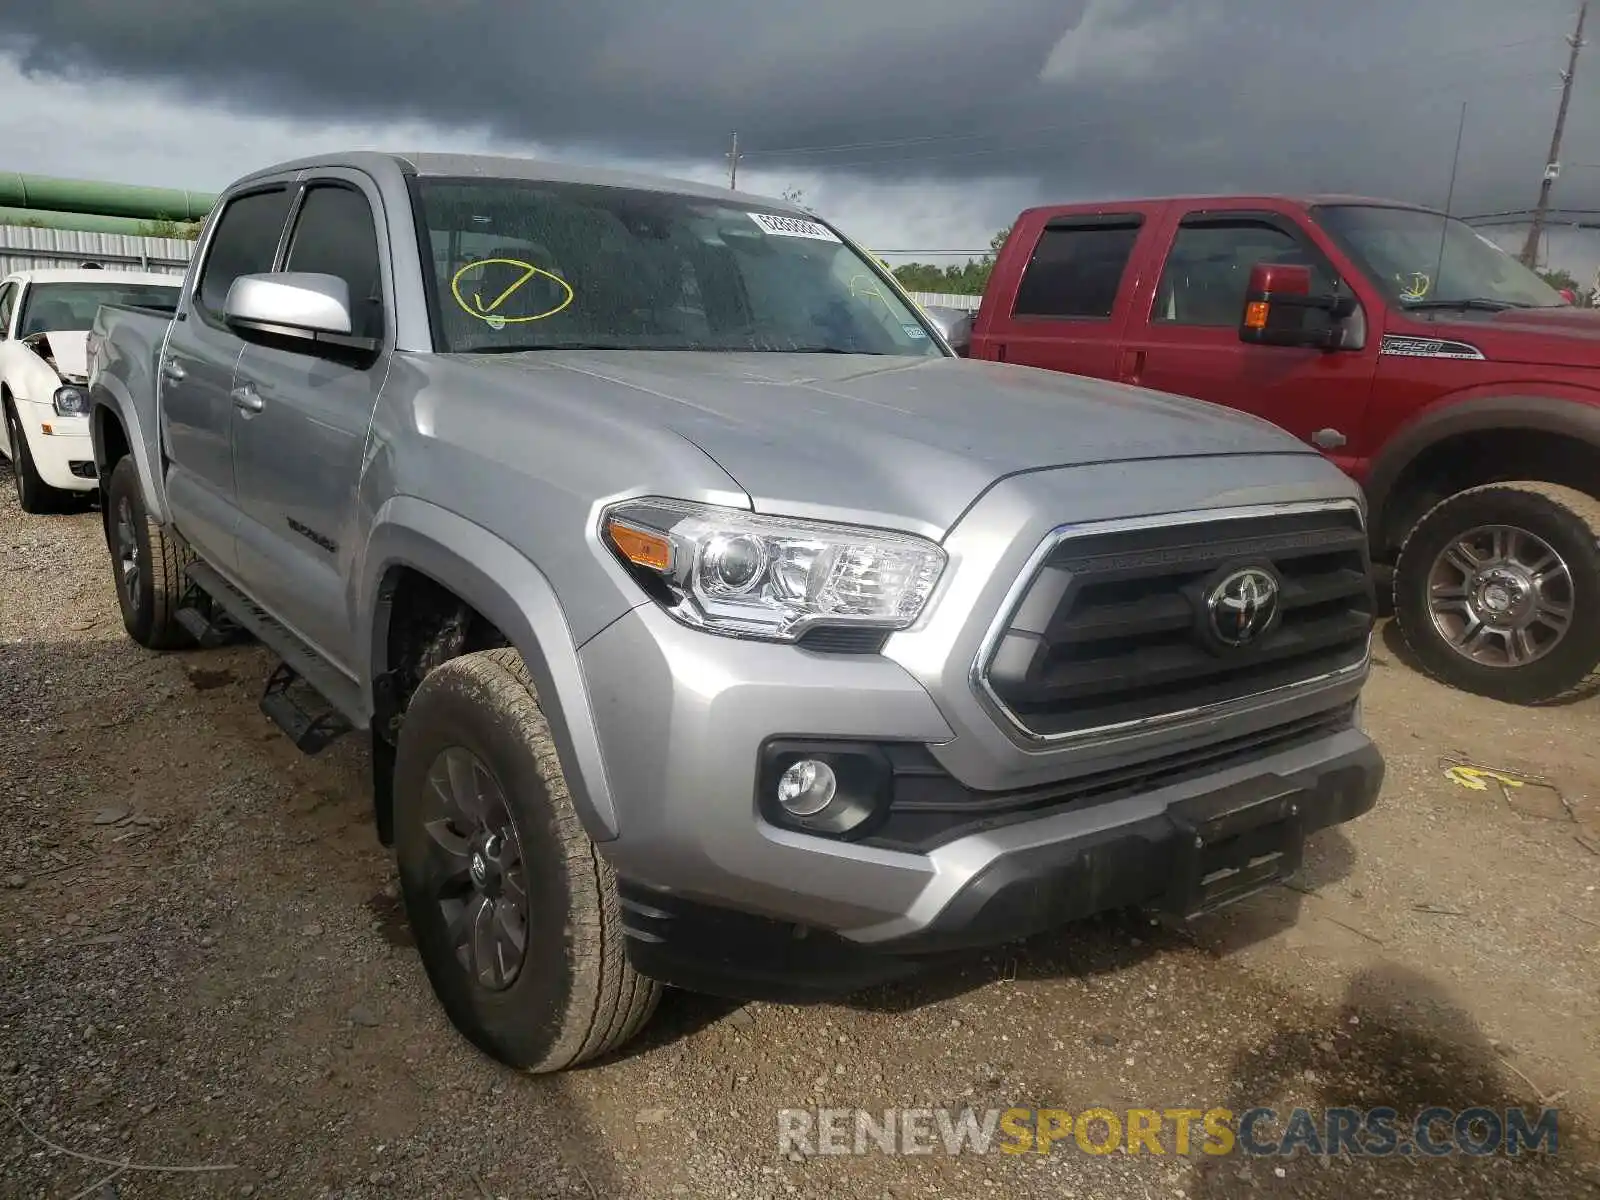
(1392, 482, 1600, 704)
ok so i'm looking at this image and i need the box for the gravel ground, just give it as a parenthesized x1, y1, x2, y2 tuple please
(2, 464, 1599, 1199)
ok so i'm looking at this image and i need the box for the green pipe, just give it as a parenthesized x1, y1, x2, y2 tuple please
(0, 206, 197, 237)
(0, 173, 215, 222)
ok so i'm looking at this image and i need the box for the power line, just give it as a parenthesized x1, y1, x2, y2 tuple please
(738, 34, 1557, 163)
(734, 63, 1554, 176)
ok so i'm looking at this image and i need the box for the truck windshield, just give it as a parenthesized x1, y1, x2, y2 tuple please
(413, 178, 942, 356)
(18, 281, 178, 338)
(1315, 205, 1564, 311)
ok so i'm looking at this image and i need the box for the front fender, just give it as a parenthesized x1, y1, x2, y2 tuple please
(358, 496, 627, 841)
(1365, 392, 1600, 534)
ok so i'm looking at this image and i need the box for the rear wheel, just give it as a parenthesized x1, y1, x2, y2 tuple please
(4, 403, 69, 515)
(394, 648, 659, 1071)
(1393, 482, 1600, 704)
(104, 456, 194, 650)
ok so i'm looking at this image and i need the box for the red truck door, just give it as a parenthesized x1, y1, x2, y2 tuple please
(973, 208, 1157, 380)
(1116, 206, 1380, 474)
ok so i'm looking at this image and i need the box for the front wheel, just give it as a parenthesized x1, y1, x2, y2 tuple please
(4, 403, 70, 515)
(1393, 482, 1600, 704)
(394, 648, 659, 1070)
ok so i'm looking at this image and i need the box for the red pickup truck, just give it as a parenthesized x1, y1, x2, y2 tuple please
(969, 194, 1600, 706)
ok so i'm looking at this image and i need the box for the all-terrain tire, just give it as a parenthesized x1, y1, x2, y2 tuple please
(1393, 481, 1600, 705)
(393, 647, 660, 1071)
(104, 456, 194, 650)
(4, 402, 69, 515)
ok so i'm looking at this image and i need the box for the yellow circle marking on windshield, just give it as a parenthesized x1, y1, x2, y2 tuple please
(450, 257, 574, 324)
(848, 274, 892, 309)
(1399, 271, 1431, 301)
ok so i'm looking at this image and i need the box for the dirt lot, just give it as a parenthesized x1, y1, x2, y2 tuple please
(2, 468, 1599, 1200)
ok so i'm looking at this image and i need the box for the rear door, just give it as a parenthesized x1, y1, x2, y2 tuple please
(1117, 207, 1380, 471)
(230, 172, 393, 672)
(977, 211, 1154, 382)
(162, 184, 296, 570)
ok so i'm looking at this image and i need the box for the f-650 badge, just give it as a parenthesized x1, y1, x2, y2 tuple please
(1379, 334, 1485, 360)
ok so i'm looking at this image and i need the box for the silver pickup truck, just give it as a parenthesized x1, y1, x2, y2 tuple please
(88, 151, 1383, 1071)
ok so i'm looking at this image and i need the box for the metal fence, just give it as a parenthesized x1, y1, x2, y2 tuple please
(0, 224, 196, 277)
(903, 291, 982, 312)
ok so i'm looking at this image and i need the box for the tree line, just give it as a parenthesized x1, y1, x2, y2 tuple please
(888, 228, 1010, 296)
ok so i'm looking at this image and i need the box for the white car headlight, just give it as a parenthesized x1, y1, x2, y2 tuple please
(601, 498, 946, 641)
(53, 385, 90, 416)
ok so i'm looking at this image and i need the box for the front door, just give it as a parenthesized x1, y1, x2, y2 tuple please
(230, 176, 392, 672)
(1118, 210, 1380, 474)
(161, 185, 295, 570)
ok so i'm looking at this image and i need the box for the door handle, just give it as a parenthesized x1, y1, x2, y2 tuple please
(161, 359, 186, 383)
(1311, 427, 1347, 450)
(230, 385, 264, 414)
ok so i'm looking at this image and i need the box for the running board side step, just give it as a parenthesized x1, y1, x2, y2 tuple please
(174, 582, 250, 648)
(184, 562, 366, 755)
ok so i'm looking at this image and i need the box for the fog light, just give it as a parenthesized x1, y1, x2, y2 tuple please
(777, 759, 837, 817)
(760, 742, 893, 839)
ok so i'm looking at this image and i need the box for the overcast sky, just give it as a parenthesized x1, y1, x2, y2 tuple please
(4, 0, 1600, 271)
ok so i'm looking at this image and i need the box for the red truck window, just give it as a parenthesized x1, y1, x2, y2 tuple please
(1013, 220, 1143, 320)
(1154, 219, 1336, 327)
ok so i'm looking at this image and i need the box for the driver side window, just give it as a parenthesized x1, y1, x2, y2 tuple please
(0, 283, 17, 338)
(1156, 220, 1336, 326)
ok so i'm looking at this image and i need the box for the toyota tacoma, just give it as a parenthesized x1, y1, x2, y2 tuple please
(88, 152, 1383, 1071)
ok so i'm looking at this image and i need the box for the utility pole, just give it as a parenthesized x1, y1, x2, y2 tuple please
(1522, 1, 1589, 266)
(727, 132, 740, 190)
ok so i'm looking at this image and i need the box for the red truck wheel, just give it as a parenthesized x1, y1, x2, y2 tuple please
(1393, 482, 1600, 705)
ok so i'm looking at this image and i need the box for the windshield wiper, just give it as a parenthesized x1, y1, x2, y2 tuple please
(460, 343, 617, 354)
(1402, 298, 1518, 312)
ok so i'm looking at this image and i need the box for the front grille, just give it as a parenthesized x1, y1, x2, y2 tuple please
(979, 504, 1373, 740)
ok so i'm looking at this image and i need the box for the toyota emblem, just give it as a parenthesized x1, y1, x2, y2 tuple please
(1205, 567, 1281, 647)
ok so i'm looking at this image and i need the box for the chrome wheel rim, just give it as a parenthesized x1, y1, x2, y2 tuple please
(1427, 523, 1574, 669)
(114, 496, 141, 601)
(421, 747, 529, 992)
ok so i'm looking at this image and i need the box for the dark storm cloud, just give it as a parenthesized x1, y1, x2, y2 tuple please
(2, 0, 1596, 215)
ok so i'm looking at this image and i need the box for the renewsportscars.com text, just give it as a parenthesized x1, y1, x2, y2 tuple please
(777, 1106, 1560, 1158)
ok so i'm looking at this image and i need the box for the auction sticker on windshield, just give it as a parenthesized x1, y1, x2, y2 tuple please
(749, 212, 841, 242)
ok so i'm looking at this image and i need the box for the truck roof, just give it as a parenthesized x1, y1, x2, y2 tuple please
(230, 150, 803, 212)
(1017, 193, 1441, 218)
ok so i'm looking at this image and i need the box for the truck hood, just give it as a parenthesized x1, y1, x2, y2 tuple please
(451, 350, 1312, 534)
(1411, 306, 1600, 369)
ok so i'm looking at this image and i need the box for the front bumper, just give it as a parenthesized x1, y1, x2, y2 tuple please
(577, 461, 1380, 999)
(15, 401, 95, 490)
(618, 738, 1382, 1000)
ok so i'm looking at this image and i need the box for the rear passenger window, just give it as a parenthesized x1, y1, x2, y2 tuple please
(1155, 220, 1336, 326)
(284, 184, 385, 342)
(1012, 223, 1141, 319)
(0, 283, 16, 336)
(197, 188, 293, 319)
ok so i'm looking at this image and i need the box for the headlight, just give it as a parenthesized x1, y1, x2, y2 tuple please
(601, 498, 946, 641)
(52, 385, 90, 416)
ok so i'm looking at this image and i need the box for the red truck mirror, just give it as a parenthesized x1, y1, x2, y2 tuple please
(1240, 262, 1353, 350)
